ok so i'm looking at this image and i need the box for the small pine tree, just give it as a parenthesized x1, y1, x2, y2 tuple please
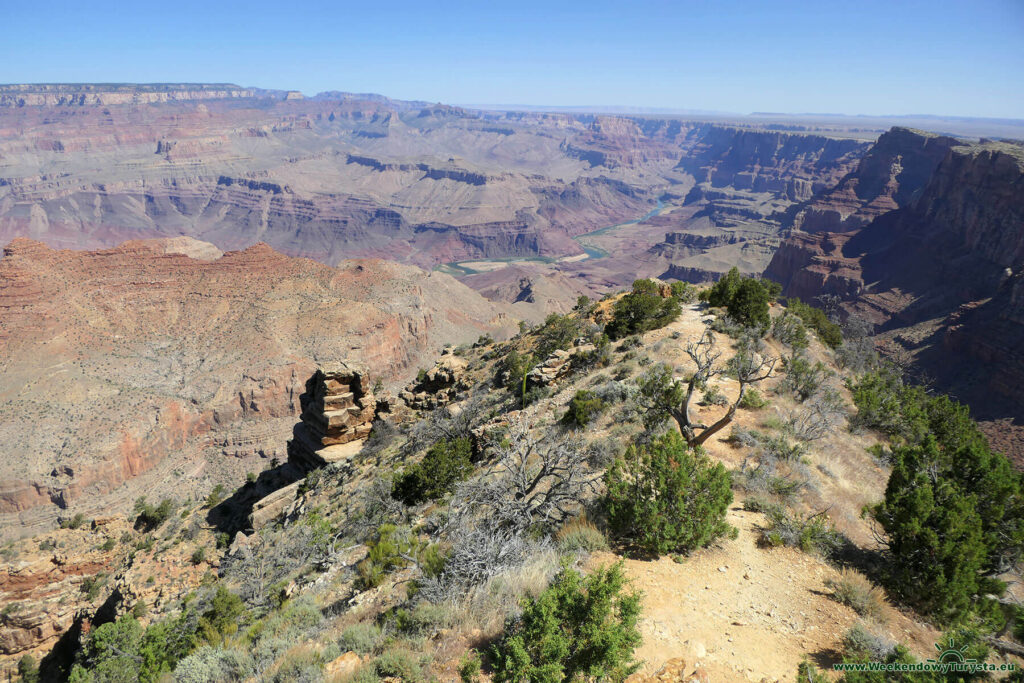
(605, 279, 681, 340)
(491, 562, 642, 683)
(604, 430, 733, 555)
(392, 437, 474, 504)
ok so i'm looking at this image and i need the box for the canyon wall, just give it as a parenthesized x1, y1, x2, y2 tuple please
(0, 237, 519, 536)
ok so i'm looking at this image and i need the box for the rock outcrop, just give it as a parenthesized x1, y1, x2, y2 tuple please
(400, 350, 470, 410)
(288, 363, 377, 470)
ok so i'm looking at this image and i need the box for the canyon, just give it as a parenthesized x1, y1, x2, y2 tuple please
(766, 128, 1024, 459)
(0, 236, 522, 538)
(2, 83, 1024, 525)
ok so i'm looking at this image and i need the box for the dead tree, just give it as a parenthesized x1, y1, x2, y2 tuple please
(671, 330, 775, 447)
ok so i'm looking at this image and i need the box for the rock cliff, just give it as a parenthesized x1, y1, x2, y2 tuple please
(0, 238, 518, 537)
(765, 134, 1024, 457)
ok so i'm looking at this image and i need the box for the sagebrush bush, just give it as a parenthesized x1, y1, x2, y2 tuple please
(372, 649, 425, 683)
(758, 504, 842, 556)
(826, 569, 887, 620)
(337, 623, 381, 655)
(604, 430, 733, 555)
(555, 517, 609, 553)
(842, 622, 896, 661)
(491, 563, 641, 683)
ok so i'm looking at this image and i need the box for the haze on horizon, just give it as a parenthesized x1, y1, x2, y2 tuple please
(2, 0, 1023, 120)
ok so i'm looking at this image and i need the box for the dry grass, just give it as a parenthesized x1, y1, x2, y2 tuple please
(825, 568, 888, 621)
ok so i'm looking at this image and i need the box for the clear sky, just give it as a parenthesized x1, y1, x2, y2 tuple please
(2, 0, 1022, 118)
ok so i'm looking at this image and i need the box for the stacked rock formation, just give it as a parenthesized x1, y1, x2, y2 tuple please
(288, 363, 376, 470)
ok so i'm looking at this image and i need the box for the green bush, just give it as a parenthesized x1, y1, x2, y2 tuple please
(392, 438, 474, 505)
(16, 655, 39, 683)
(758, 504, 842, 556)
(737, 387, 768, 409)
(669, 280, 698, 303)
(133, 497, 176, 531)
(556, 517, 609, 553)
(561, 390, 606, 428)
(373, 649, 425, 683)
(605, 279, 681, 340)
(781, 352, 833, 402)
(536, 312, 587, 358)
(356, 525, 432, 590)
(458, 650, 482, 683)
(771, 313, 809, 350)
(859, 378, 1024, 622)
(703, 267, 776, 331)
(604, 430, 733, 556)
(784, 298, 842, 348)
(338, 623, 382, 655)
(491, 563, 642, 683)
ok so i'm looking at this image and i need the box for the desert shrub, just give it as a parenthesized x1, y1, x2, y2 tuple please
(458, 651, 482, 683)
(605, 279, 681, 340)
(373, 649, 425, 683)
(781, 352, 833, 402)
(16, 655, 39, 683)
(669, 280, 698, 303)
(771, 313, 809, 350)
(173, 646, 253, 682)
(561, 390, 606, 428)
(356, 525, 432, 590)
(337, 623, 382, 655)
(556, 517, 609, 553)
(497, 348, 535, 394)
(784, 298, 842, 348)
(392, 602, 452, 636)
(825, 569, 887, 620)
(535, 312, 587, 358)
(80, 573, 108, 602)
(727, 425, 761, 449)
(362, 419, 398, 457)
(190, 547, 206, 566)
(99, 538, 116, 552)
(133, 497, 176, 531)
(698, 384, 728, 406)
(392, 438, 473, 505)
(604, 430, 733, 555)
(737, 387, 767, 409)
(787, 387, 846, 440)
(490, 563, 642, 683)
(205, 484, 226, 508)
(759, 505, 842, 556)
(846, 368, 923, 437)
(835, 338, 879, 374)
(60, 513, 87, 530)
(591, 379, 631, 404)
(842, 622, 896, 661)
(587, 439, 620, 468)
(758, 432, 806, 462)
(736, 460, 807, 502)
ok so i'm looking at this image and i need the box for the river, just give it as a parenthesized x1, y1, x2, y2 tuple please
(437, 197, 666, 276)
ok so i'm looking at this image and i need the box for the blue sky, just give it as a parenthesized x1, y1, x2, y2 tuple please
(2, 0, 1022, 118)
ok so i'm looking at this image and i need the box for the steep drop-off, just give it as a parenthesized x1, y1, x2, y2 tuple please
(0, 237, 519, 536)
